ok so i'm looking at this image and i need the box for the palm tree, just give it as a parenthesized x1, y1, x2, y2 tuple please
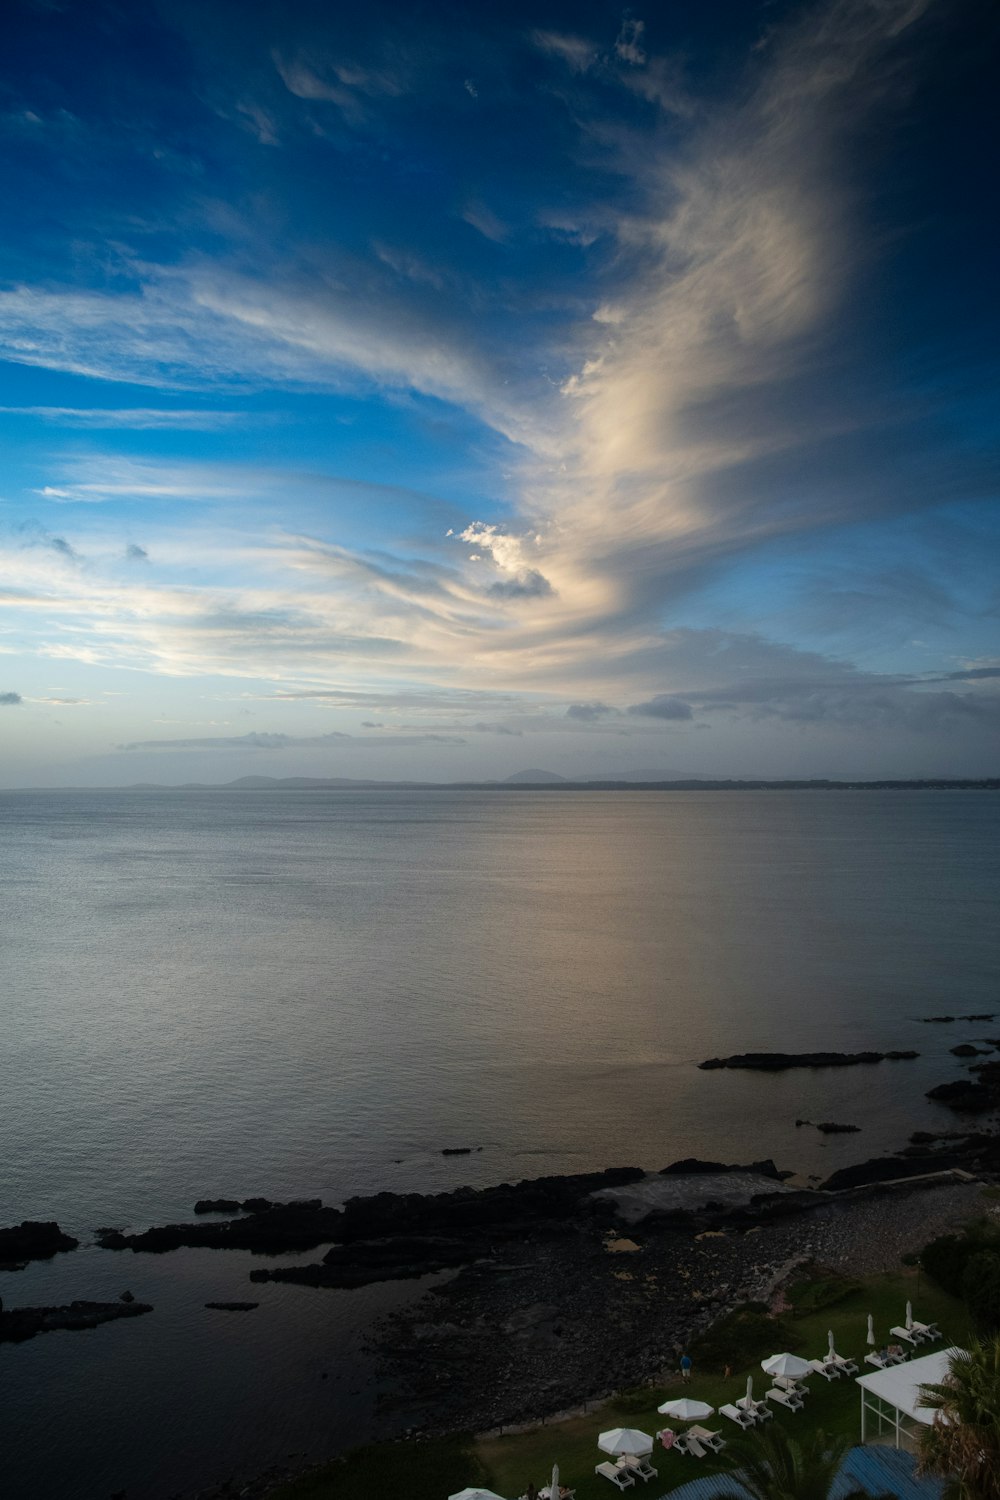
(712, 1424, 851, 1500)
(919, 1335, 1000, 1500)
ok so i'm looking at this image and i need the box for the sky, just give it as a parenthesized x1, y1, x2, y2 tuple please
(0, 0, 997, 786)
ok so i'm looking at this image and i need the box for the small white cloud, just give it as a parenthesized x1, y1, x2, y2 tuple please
(530, 30, 597, 73)
(461, 201, 509, 243)
(615, 16, 647, 66)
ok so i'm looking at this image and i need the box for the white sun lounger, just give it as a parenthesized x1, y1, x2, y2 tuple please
(617, 1456, 658, 1483)
(865, 1352, 890, 1369)
(684, 1436, 708, 1459)
(688, 1426, 725, 1453)
(827, 1353, 859, 1375)
(890, 1325, 922, 1346)
(808, 1359, 840, 1381)
(595, 1461, 635, 1490)
(911, 1319, 942, 1342)
(766, 1386, 804, 1411)
(735, 1396, 772, 1422)
(720, 1403, 754, 1430)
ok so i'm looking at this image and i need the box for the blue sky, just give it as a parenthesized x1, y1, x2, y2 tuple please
(0, 0, 997, 784)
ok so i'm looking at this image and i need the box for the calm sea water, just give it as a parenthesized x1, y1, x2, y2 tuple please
(2, 789, 998, 1498)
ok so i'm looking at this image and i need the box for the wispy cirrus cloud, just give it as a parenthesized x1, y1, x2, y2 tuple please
(119, 729, 464, 751)
(0, 407, 250, 430)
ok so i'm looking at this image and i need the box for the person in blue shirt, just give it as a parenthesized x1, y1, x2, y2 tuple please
(680, 1352, 692, 1382)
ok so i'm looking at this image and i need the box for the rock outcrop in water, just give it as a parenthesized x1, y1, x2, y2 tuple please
(0, 1220, 79, 1268)
(699, 1050, 918, 1071)
(927, 1080, 995, 1112)
(97, 1200, 340, 1254)
(921, 1014, 996, 1023)
(657, 1157, 784, 1177)
(0, 1299, 152, 1343)
(96, 1169, 647, 1263)
(193, 1197, 288, 1214)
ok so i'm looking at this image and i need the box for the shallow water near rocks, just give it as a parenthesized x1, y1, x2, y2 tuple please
(1, 787, 998, 1497)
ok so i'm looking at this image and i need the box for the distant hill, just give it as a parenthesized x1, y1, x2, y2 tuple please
(128, 775, 422, 790)
(103, 774, 1000, 794)
(503, 768, 568, 784)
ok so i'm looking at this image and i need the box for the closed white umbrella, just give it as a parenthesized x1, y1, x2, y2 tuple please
(449, 1490, 508, 1500)
(550, 1463, 559, 1499)
(866, 1314, 876, 1346)
(598, 1428, 653, 1457)
(828, 1329, 836, 1358)
(905, 1300, 914, 1330)
(657, 1397, 714, 1420)
(761, 1352, 812, 1380)
(745, 1375, 754, 1403)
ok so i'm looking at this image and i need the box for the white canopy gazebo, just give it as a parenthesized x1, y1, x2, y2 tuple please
(855, 1345, 964, 1449)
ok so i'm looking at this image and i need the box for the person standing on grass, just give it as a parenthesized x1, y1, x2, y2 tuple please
(680, 1352, 692, 1382)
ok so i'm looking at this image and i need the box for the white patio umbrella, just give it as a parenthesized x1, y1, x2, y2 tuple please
(744, 1375, 754, 1403)
(905, 1300, 914, 1330)
(449, 1490, 508, 1500)
(828, 1329, 837, 1358)
(549, 1462, 559, 1499)
(866, 1314, 876, 1346)
(598, 1428, 654, 1457)
(761, 1353, 812, 1380)
(657, 1397, 714, 1421)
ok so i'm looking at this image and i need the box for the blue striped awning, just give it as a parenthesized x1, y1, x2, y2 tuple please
(655, 1444, 944, 1500)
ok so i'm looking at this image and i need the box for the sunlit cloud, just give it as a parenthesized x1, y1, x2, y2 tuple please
(0, 0, 993, 780)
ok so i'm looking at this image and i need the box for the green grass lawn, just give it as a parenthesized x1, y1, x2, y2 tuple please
(271, 1266, 968, 1500)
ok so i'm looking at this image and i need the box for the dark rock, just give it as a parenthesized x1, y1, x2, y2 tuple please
(441, 1148, 473, 1156)
(951, 1044, 990, 1057)
(253, 1232, 502, 1289)
(820, 1155, 967, 1191)
(336, 1167, 645, 1244)
(205, 1301, 259, 1312)
(194, 1199, 242, 1215)
(699, 1051, 917, 1071)
(921, 1013, 997, 1023)
(658, 1158, 783, 1179)
(241, 1198, 275, 1213)
(927, 1080, 995, 1112)
(0, 1220, 79, 1268)
(119, 1290, 134, 1303)
(0, 1299, 152, 1344)
(97, 1170, 649, 1260)
(815, 1122, 861, 1134)
(97, 1201, 344, 1255)
(909, 1130, 970, 1145)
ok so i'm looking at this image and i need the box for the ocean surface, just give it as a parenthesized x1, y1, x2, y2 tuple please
(2, 788, 999, 1498)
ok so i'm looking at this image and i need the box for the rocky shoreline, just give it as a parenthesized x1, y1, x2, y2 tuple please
(369, 1172, 983, 1439)
(5, 1039, 1000, 1497)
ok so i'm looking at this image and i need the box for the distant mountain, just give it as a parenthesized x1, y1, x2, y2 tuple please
(128, 775, 422, 790)
(503, 768, 568, 784)
(581, 768, 714, 783)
